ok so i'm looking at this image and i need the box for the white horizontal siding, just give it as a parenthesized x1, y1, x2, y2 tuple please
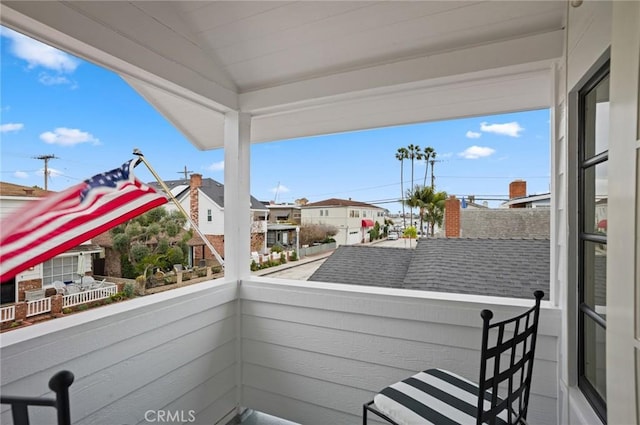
(0, 280, 238, 425)
(240, 279, 561, 425)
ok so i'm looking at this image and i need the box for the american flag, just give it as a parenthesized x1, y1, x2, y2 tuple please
(0, 159, 167, 282)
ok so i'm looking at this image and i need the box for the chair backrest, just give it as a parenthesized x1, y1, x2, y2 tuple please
(0, 370, 74, 425)
(476, 290, 544, 425)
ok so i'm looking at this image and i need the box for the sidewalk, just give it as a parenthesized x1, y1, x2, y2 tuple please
(252, 250, 335, 277)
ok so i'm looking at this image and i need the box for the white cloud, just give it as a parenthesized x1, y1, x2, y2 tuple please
(2, 28, 79, 73)
(1, 123, 24, 133)
(40, 127, 100, 146)
(37, 167, 63, 178)
(270, 184, 290, 194)
(466, 130, 481, 139)
(459, 145, 496, 159)
(439, 152, 454, 158)
(38, 73, 75, 87)
(207, 161, 224, 171)
(14, 171, 28, 179)
(480, 121, 524, 137)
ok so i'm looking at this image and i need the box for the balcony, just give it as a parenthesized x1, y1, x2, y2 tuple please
(0, 277, 560, 424)
(0, 1, 637, 424)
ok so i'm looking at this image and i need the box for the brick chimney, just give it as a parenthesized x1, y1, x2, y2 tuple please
(509, 180, 527, 209)
(444, 195, 461, 238)
(190, 174, 202, 223)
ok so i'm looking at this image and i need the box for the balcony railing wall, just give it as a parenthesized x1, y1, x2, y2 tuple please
(0, 280, 238, 425)
(241, 278, 561, 425)
(1, 278, 561, 425)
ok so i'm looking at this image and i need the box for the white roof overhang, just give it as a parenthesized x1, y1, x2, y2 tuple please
(1, 1, 565, 149)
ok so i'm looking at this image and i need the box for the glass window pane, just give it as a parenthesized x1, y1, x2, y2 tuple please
(583, 162, 608, 234)
(583, 75, 610, 158)
(583, 315, 607, 401)
(582, 240, 607, 318)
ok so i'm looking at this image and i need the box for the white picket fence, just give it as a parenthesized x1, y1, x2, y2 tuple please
(0, 283, 118, 325)
(27, 297, 52, 317)
(0, 305, 15, 323)
(63, 284, 117, 308)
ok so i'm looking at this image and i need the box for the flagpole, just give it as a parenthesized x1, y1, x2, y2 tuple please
(132, 149, 225, 268)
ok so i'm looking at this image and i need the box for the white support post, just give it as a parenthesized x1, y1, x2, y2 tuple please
(224, 111, 252, 281)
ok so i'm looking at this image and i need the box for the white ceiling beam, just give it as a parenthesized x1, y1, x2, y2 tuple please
(240, 30, 563, 114)
(250, 66, 553, 144)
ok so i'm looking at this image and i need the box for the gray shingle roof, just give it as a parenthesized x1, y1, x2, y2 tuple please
(310, 238, 550, 300)
(459, 209, 550, 239)
(149, 178, 266, 210)
(403, 238, 549, 299)
(309, 246, 412, 288)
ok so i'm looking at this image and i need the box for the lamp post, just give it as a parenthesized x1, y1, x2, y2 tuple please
(296, 226, 300, 259)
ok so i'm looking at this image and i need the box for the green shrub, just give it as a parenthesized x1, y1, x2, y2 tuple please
(63, 308, 72, 314)
(123, 283, 135, 298)
(271, 243, 284, 253)
(279, 253, 287, 264)
(251, 260, 259, 271)
(77, 304, 89, 311)
(110, 293, 124, 302)
(289, 251, 298, 261)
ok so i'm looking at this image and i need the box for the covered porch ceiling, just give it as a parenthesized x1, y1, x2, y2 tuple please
(1, 1, 565, 149)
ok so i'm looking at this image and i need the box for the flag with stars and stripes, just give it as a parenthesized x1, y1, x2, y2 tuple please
(0, 159, 167, 282)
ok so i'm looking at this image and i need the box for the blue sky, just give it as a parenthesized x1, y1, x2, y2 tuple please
(1, 27, 550, 213)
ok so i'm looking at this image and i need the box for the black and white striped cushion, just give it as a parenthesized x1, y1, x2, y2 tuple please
(373, 369, 508, 425)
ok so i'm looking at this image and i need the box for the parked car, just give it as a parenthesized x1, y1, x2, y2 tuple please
(387, 232, 399, 240)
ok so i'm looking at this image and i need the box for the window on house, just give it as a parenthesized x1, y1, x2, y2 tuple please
(42, 256, 79, 286)
(363, 211, 367, 217)
(320, 210, 324, 217)
(207, 209, 212, 222)
(577, 60, 609, 423)
(325, 209, 329, 216)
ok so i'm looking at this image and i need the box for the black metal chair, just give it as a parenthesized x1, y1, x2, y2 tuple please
(364, 291, 544, 425)
(1, 370, 74, 425)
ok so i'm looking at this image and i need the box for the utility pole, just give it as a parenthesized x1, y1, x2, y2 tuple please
(430, 159, 436, 189)
(177, 166, 193, 180)
(33, 154, 58, 190)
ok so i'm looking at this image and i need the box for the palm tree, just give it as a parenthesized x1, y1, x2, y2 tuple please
(404, 185, 426, 236)
(396, 147, 409, 228)
(422, 146, 435, 187)
(423, 189, 448, 236)
(406, 144, 423, 226)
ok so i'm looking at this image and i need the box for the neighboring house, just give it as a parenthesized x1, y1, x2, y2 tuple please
(0, 182, 102, 303)
(265, 202, 301, 224)
(309, 238, 550, 300)
(595, 198, 607, 232)
(265, 223, 298, 251)
(149, 174, 268, 264)
(444, 195, 550, 239)
(460, 196, 489, 209)
(264, 202, 302, 251)
(500, 179, 551, 209)
(301, 198, 386, 246)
